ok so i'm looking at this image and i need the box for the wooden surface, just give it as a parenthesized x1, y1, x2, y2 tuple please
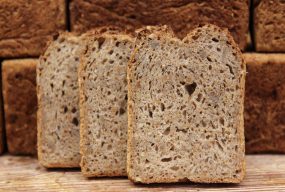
(0, 155, 285, 191)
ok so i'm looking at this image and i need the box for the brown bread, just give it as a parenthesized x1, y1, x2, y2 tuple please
(0, 0, 66, 58)
(127, 25, 246, 183)
(244, 53, 285, 153)
(2, 59, 37, 155)
(70, 0, 249, 50)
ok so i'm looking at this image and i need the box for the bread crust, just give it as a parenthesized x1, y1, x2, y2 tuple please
(0, 0, 66, 58)
(244, 53, 285, 153)
(127, 24, 246, 184)
(2, 59, 37, 155)
(70, 0, 249, 50)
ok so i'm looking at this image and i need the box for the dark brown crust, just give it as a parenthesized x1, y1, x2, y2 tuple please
(254, 0, 285, 52)
(244, 53, 285, 153)
(79, 30, 134, 177)
(70, 0, 249, 50)
(2, 59, 37, 155)
(0, 84, 3, 154)
(0, 0, 66, 58)
(127, 24, 246, 184)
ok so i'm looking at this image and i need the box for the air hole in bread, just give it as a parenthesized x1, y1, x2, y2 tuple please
(209, 65, 212, 70)
(207, 56, 212, 62)
(163, 127, 170, 135)
(108, 50, 114, 55)
(119, 108, 125, 115)
(109, 60, 114, 64)
(155, 146, 158, 151)
(196, 93, 202, 102)
(192, 34, 199, 40)
(72, 117, 79, 126)
(226, 64, 234, 75)
(63, 106, 68, 113)
(149, 111, 153, 118)
(201, 120, 206, 127)
(97, 37, 105, 49)
(71, 107, 77, 113)
(176, 89, 183, 97)
(219, 118, 225, 125)
(183, 110, 187, 117)
(160, 103, 165, 111)
(185, 82, 197, 96)
(212, 37, 219, 42)
(161, 157, 172, 162)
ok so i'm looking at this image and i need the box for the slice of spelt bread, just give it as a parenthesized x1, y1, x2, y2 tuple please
(127, 25, 246, 183)
(79, 32, 134, 177)
(37, 33, 86, 168)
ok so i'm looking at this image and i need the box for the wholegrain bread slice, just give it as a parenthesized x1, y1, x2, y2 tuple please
(79, 31, 134, 177)
(37, 33, 85, 168)
(127, 25, 246, 183)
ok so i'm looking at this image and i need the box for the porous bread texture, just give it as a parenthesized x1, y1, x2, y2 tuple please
(244, 53, 285, 153)
(254, 0, 285, 52)
(2, 59, 37, 155)
(79, 32, 134, 177)
(127, 25, 246, 183)
(37, 33, 85, 168)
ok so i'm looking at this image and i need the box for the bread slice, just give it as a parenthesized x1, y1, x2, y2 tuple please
(127, 25, 246, 183)
(79, 31, 134, 177)
(37, 33, 85, 167)
(244, 53, 285, 153)
(2, 59, 37, 155)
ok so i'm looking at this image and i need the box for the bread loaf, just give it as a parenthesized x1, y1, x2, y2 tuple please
(127, 25, 246, 183)
(254, 0, 285, 52)
(2, 59, 37, 155)
(70, 0, 249, 50)
(37, 33, 84, 167)
(244, 53, 285, 153)
(0, 0, 66, 58)
(79, 30, 134, 177)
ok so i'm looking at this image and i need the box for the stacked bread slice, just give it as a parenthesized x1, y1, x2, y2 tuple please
(37, 24, 246, 183)
(127, 25, 246, 183)
(79, 29, 134, 177)
(37, 33, 85, 167)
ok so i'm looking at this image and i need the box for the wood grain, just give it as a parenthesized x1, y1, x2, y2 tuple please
(0, 155, 285, 191)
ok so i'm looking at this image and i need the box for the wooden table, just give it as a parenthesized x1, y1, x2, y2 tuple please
(0, 154, 285, 191)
